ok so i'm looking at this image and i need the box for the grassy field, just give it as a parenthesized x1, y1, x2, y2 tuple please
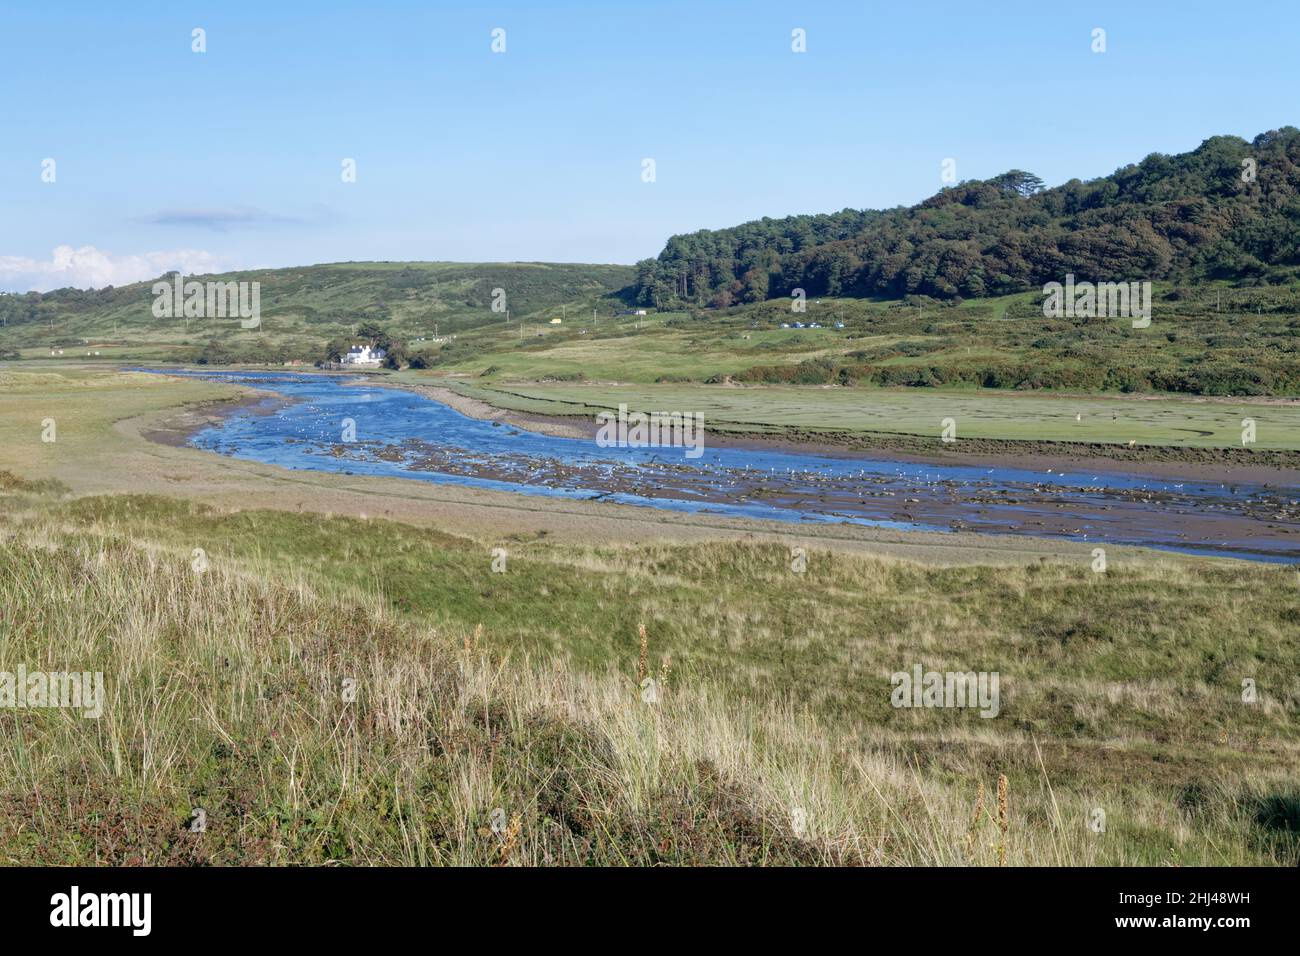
(2, 483, 1297, 865)
(357, 283, 1300, 456)
(0, 365, 1297, 865)
(418, 284, 1300, 398)
(0, 368, 235, 472)
(430, 378, 1300, 451)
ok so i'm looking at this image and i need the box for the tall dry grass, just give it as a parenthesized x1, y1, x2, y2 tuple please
(0, 504, 1296, 865)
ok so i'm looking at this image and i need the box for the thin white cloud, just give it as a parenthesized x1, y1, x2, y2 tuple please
(137, 206, 308, 230)
(0, 245, 226, 293)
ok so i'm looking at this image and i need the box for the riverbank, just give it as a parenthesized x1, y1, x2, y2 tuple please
(382, 381, 593, 439)
(137, 369, 1298, 562)
(0, 365, 1085, 565)
(4, 368, 1298, 867)
(138, 388, 287, 448)
(381, 378, 1300, 488)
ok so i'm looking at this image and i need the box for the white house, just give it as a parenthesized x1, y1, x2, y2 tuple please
(342, 344, 386, 366)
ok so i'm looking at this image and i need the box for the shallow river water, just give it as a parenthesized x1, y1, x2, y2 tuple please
(147, 370, 1300, 563)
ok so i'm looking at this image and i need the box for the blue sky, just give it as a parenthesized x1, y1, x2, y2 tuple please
(2, 0, 1297, 290)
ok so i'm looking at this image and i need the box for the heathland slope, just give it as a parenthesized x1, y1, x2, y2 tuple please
(0, 261, 634, 364)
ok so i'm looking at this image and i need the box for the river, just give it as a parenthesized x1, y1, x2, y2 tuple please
(145, 370, 1300, 563)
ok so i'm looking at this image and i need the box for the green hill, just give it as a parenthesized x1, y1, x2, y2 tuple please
(412, 285, 1300, 397)
(0, 260, 635, 364)
(5, 127, 1300, 392)
(632, 127, 1300, 307)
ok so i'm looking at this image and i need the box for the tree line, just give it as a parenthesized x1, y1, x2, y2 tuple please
(632, 129, 1300, 308)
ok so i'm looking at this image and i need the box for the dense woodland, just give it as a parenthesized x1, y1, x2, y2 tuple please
(632, 129, 1300, 307)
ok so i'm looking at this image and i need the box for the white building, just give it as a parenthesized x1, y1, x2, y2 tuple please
(342, 344, 386, 366)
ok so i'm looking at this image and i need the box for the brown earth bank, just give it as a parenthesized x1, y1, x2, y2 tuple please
(384, 381, 592, 439)
(138, 389, 287, 448)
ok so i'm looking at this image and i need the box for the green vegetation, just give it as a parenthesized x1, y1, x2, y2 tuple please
(2, 485, 1297, 865)
(0, 366, 1295, 866)
(371, 285, 1300, 458)
(0, 368, 236, 482)
(0, 261, 634, 365)
(5, 130, 1300, 404)
(400, 283, 1300, 405)
(633, 128, 1300, 307)
(439, 380, 1300, 451)
(4, 127, 1298, 868)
